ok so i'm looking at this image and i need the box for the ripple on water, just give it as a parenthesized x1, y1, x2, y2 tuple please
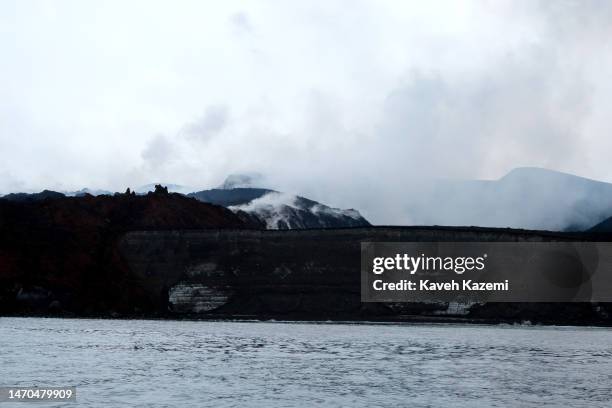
(1, 318, 612, 407)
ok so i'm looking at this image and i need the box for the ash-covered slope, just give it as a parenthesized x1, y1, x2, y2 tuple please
(189, 186, 370, 229)
(408, 167, 612, 231)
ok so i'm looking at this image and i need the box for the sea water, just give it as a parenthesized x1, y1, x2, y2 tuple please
(1, 318, 611, 407)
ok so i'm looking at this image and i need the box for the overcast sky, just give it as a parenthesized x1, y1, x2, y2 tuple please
(2, 0, 612, 222)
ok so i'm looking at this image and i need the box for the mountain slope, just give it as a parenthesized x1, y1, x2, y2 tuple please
(188, 186, 370, 229)
(587, 216, 612, 233)
(2, 190, 66, 202)
(1, 180, 371, 230)
(0, 186, 254, 232)
(189, 188, 275, 207)
(406, 167, 612, 231)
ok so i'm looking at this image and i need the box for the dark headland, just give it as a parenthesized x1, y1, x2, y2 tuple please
(1, 186, 612, 326)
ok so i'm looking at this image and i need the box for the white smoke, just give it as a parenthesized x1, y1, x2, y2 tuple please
(229, 192, 300, 229)
(2, 1, 612, 229)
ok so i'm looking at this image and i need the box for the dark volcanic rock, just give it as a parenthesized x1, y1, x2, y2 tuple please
(588, 216, 612, 234)
(0, 188, 251, 230)
(2, 190, 66, 202)
(117, 227, 612, 325)
(1, 194, 611, 324)
(0, 191, 257, 316)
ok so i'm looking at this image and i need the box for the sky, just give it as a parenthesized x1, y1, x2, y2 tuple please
(2, 0, 612, 223)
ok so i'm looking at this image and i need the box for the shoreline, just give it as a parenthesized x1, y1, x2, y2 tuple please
(3, 313, 612, 328)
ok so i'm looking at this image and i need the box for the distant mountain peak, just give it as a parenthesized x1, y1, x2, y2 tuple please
(66, 188, 112, 197)
(188, 188, 370, 230)
(406, 167, 612, 232)
(220, 173, 265, 190)
(500, 167, 604, 185)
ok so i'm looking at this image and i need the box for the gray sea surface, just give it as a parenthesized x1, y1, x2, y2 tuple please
(1, 317, 611, 407)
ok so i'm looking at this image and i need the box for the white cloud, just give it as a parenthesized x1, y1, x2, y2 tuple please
(1, 0, 611, 224)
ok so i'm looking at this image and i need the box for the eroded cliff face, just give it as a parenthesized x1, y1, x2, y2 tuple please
(118, 227, 611, 324)
(3, 218, 611, 324)
(0, 191, 256, 316)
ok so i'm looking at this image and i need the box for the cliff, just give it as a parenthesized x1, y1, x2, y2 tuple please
(117, 227, 612, 324)
(0, 188, 256, 316)
(2, 189, 611, 324)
